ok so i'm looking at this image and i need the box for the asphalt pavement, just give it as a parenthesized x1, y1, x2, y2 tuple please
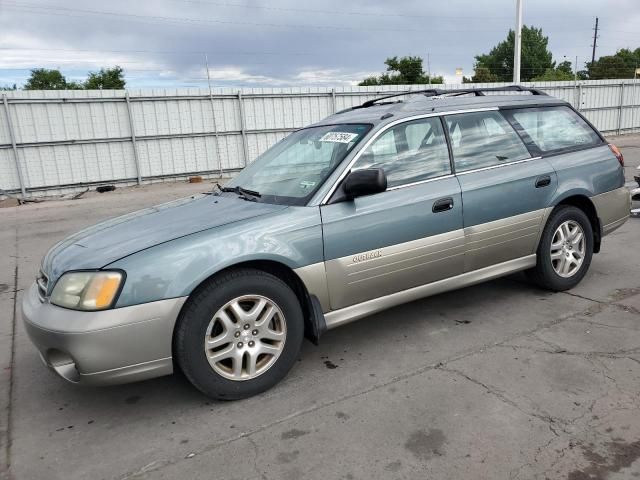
(1, 135, 640, 480)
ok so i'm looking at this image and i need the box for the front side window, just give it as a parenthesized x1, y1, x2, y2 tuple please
(227, 124, 370, 205)
(511, 106, 602, 153)
(446, 111, 530, 172)
(352, 117, 451, 188)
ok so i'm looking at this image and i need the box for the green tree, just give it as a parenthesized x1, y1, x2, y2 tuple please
(532, 68, 573, 81)
(0, 84, 17, 91)
(23, 66, 126, 90)
(532, 60, 574, 81)
(24, 69, 70, 90)
(360, 56, 443, 85)
(586, 48, 640, 79)
(84, 66, 126, 89)
(556, 60, 573, 76)
(472, 26, 554, 82)
(462, 67, 499, 83)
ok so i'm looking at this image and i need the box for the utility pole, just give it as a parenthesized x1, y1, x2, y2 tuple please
(427, 53, 431, 85)
(513, 0, 523, 83)
(204, 53, 224, 177)
(591, 17, 599, 64)
(204, 54, 213, 93)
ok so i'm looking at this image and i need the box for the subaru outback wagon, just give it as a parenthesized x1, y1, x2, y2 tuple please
(23, 86, 631, 399)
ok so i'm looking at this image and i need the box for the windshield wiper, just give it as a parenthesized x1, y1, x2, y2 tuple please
(214, 183, 261, 201)
(236, 186, 261, 198)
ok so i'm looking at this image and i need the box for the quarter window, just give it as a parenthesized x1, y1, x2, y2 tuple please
(445, 111, 530, 172)
(352, 117, 451, 188)
(511, 106, 602, 153)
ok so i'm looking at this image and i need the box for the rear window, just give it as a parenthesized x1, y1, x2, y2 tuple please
(511, 106, 602, 153)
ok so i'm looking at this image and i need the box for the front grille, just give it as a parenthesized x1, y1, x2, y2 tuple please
(36, 271, 49, 302)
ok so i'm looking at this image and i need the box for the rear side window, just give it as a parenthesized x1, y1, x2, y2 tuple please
(511, 106, 601, 153)
(445, 111, 530, 172)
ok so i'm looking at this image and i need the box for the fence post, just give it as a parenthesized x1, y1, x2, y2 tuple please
(579, 83, 584, 112)
(2, 94, 27, 197)
(124, 91, 142, 185)
(617, 82, 625, 135)
(237, 90, 249, 167)
(632, 78, 638, 135)
(331, 88, 337, 113)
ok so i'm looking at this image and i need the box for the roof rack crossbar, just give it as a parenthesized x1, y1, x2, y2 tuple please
(354, 85, 546, 110)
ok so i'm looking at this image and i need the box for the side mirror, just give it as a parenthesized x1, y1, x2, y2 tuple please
(343, 168, 387, 199)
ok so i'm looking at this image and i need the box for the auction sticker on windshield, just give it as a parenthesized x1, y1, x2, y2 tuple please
(320, 132, 359, 143)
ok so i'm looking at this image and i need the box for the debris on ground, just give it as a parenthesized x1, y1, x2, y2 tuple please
(71, 188, 90, 200)
(0, 197, 20, 208)
(96, 185, 116, 193)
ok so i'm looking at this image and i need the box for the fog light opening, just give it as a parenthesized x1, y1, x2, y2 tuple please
(46, 349, 80, 383)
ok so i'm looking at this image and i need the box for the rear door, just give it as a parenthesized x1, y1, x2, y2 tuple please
(444, 109, 557, 272)
(320, 116, 465, 310)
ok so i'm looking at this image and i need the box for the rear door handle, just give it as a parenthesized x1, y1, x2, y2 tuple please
(535, 175, 551, 188)
(432, 197, 454, 213)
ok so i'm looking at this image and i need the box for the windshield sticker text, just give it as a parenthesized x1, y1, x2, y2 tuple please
(320, 132, 359, 144)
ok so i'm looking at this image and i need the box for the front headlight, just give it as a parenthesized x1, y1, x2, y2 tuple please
(50, 271, 123, 311)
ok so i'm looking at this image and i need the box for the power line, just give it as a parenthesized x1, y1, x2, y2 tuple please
(95, 0, 624, 22)
(1, 2, 508, 33)
(157, 0, 516, 20)
(0, 47, 311, 57)
(2, 2, 599, 34)
(3, 46, 621, 57)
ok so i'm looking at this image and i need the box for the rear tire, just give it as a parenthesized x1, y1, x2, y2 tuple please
(174, 268, 304, 400)
(528, 205, 593, 291)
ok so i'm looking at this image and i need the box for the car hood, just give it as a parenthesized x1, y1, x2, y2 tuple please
(42, 194, 287, 283)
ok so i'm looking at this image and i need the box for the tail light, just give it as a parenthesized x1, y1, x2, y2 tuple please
(608, 143, 624, 167)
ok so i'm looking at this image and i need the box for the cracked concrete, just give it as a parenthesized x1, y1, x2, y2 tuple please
(1, 135, 639, 479)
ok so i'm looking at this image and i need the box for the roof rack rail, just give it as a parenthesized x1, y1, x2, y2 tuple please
(357, 89, 441, 109)
(352, 85, 547, 110)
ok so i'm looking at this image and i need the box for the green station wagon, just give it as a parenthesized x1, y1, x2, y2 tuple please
(23, 86, 631, 399)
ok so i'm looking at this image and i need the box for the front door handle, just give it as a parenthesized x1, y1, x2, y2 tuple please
(433, 197, 454, 213)
(535, 175, 551, 188)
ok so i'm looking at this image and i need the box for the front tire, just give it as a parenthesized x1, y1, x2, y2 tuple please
(174, 268, 304, 400)
(528, 205, 593, 291)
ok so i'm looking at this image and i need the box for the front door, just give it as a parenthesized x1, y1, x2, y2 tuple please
(444, 110, 558, 272)
(320, 116, 465, 311)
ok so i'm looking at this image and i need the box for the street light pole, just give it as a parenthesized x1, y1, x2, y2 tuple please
(513, 0, 523, 83)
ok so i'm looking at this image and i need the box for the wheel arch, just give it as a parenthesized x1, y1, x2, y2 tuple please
(173, 259, 326, 355)
(552, 194, 601, 253)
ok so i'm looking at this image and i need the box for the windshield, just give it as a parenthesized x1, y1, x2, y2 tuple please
(226, 124, 371, 205)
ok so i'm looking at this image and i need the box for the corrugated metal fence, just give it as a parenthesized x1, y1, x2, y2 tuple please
(1, 79, 639, 197)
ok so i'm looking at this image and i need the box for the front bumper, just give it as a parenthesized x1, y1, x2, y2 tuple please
(22, 283, 187, 386)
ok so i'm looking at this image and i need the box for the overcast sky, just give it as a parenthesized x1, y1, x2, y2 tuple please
(0, 0, 638, 88)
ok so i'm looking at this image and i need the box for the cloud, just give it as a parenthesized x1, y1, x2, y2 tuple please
(1, 0, 638, 88)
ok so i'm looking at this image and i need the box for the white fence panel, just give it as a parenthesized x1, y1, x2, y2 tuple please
(0, 149, 20, 191)
(1, 80, 639, 197)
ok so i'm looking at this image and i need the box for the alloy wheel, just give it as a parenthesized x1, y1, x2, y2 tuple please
(204, 295, 287, 381)
(550, 220, 586, 278)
